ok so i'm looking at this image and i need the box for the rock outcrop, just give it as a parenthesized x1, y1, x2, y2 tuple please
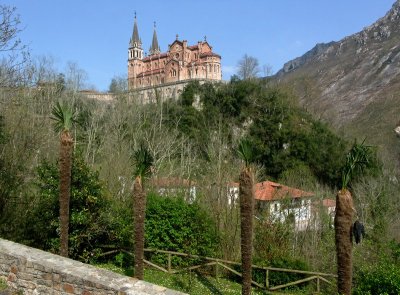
(276, 0, 400, 162)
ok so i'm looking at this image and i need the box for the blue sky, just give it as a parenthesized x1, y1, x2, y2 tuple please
(4, 0, 396, 91)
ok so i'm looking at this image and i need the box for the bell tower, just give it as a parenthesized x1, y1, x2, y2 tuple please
(128, 13, 143, 89)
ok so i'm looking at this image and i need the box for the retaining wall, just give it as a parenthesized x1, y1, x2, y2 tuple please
(0, 239, 185, 295)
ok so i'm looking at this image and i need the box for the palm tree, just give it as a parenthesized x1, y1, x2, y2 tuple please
(237, 139, 256, 295)
(132, 143, 153, 280)
(335, 141, 372, 295)
(51, 102, 76, 257)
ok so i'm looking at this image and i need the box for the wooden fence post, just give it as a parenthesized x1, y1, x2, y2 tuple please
(265, 269, 269, 289)
(168, 253, 172, 273)
(214, 262, 219, 279)
(316, 276, 320, 293)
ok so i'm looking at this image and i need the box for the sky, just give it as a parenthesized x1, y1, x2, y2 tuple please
(4, 0, 396, 91)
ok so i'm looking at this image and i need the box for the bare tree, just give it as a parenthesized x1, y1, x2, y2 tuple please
(109, 75, 128, 93)
(65, 61, 88, 93)
(0, 5, 29, 86)
(263, 64, 273, 77)
(237, 54, 259, 80)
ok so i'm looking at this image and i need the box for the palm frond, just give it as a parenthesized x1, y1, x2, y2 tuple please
(341, 140, 374, 189)
(237, 139, 255, 167)
(51, 102, 76, 133)
(132, 143, 154, 178)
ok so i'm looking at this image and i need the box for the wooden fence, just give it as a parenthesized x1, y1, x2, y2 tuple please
(103, 248, 337, 293)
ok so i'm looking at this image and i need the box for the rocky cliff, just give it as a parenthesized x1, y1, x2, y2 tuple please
(276, 0, 400, 164)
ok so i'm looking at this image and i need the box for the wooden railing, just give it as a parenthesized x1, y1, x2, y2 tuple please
(102, 248, 336, 293)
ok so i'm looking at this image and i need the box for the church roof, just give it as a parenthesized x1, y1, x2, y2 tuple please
(149, 23, 161, 55)
(130, 14, 141, 46)
(142, 52, 168, 61)
(200, 52, 221, 58)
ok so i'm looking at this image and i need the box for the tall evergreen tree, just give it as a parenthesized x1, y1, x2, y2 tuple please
(51, 102, 76, 257)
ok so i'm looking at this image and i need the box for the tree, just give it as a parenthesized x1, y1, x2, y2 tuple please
(65, 61, 88, 93)
(237, 54, 259, 80)
(335, 141, 373, 295)
(51, 102, 76, 257)
(109, 75, 128, 93)
(30, 155, 107, 260)
(132, 143, 153, 279)
(237, 139, 256, 295)
(0, 5, 29, 86)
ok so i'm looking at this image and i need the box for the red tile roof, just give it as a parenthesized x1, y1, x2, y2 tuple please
(229, 181, 314, 201)
(322, 198, 336, 208)
(255, 181, 314, 201)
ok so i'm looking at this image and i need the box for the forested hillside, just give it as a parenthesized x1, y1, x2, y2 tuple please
(1, 76, 399, 293)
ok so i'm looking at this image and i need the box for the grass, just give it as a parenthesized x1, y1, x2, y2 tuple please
(96, 263, 315, 295)
(0, 277, 8, 290)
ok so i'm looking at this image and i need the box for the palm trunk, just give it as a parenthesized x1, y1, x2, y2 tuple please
(334, 189, 354, 295)
(133, 175, 146, 280)
(59, 130, 73, 257)
(239, 167, 254, 295)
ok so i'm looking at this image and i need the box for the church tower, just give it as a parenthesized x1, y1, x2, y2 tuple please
(128, 13, 143, 89)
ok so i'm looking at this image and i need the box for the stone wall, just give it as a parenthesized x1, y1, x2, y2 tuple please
(0, 239, 185, 295)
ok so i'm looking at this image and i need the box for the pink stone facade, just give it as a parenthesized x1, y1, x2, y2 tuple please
(128, 18, 222, 90)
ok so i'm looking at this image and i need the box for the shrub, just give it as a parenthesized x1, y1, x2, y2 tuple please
(251, 257, 310, 290)
(28, 154, 109, 261)
(353, 263, 400, 295)
(145, 193, 219, 267)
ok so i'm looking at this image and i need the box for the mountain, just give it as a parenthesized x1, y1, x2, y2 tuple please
(276, 1, 400, 165)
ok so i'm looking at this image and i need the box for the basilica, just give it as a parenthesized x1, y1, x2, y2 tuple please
(128, 15, 222, 90)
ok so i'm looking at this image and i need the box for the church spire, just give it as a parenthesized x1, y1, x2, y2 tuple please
(149, 21, 161, 55)
(128, 12, 143, 60)
(130, 12, 141, 47)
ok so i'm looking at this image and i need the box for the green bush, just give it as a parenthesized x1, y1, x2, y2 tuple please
(249, 257, 310, 290)
(28, 154, 109, 261)
(145, 193, 219, 267)
(353, 263, 400, 295)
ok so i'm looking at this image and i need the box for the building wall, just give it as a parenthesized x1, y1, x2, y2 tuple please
(128, 40, 222, 90)
(129, 78, 213, 104)
(0, 238, 185, 295)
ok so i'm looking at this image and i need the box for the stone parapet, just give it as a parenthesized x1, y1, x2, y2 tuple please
(0, 239, 186, 295)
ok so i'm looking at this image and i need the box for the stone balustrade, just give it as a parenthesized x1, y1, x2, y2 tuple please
(0, 239, 185, 295)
